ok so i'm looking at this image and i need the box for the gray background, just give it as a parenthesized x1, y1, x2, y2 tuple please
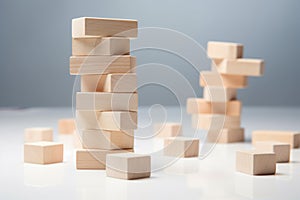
(0, 0, 299, 107)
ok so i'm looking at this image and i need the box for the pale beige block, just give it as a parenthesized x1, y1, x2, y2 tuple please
(76, 92, 138, 111)
(207, 41, 243, 59)
(153, 123, 182, 138)
(186, 98, 241, 116)
(103, 73, 137, 93)
(24, 127, 53, 143)
(200, 71, 248, 88)
(206, 128, 244, 143)
(106, 153, 151, 180)
(81, 74, 106, 92)
(192, 114, 241, 130)
(252, 130, 300, 149)
(254, 142, 290, 163)
(203, 86, 237, 102)
(24, 142, 63, 164)
(164, 137, 199, 158)
(72, 37, 130, 56)
(236, 150, 276, 175)
(58, 119, 76, 134)
(82, 129, 134, 150)
(72, 17, 138, 38)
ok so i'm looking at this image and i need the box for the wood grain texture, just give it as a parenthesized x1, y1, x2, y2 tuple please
(200, 71, 248, 88)
(207, 41, 243, 59)
(192, 114, 241, 130)
(203, 86, 237, 102)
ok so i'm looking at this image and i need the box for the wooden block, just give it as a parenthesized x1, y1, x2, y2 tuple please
(203, 86, 237, 102)
(200, 71, 248, 88)
(72, 17, 138, 38)
(24, 142, 63, 164)
(187, 98, 241, 116)
(254, 142, 290, 163)
(164, 137, 199, 158)
(206, 128, 245, 143)
(82, 129, 134, 150)
(192, 114, 241, 130)
(252, 130, 300, 149)
(76, 110, 137, 131)
(81, 74, 106, 92)
(76, 149, 132, 170)
(69, 55, 135, 75)
(58, 119, 76, 134)
(153, 123, 182, 138)
(76, 92, 138, 111)
(207, 41, 243, 59)
(236, 150, 276, 175)
(24, 128, 53, 143)
(106, 153, 151, 180)
(72, 37, 130, 56)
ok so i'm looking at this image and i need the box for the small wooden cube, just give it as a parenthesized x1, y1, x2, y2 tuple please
(24, 142, 63, 164)
(153, 123, 182, 137)
(58, 118, 76, 134)
(164, 137, 199, 158)
(236, 150, 276, 175)
(203, 86, 237, 102)
(207, 41, 243, 59)
(106, 153, 151, 180)
(24, 127, 53, 143)
(192, 114, 241, 130)
(207, 128, 244, 143)
(254, 142, 290, 163)
(200, 71, 248, 88)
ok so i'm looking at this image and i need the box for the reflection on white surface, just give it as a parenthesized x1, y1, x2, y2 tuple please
(163, 159, 199, 175)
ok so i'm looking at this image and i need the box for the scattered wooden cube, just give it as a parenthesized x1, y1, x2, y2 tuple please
(200, 71, 248, 88)
(153, 123, 182, 137)
(254, 142, 290, 163)
(207, 41, 243, 59)
(203, 86, 237, 102)
(106, 153, 151, 180)
(24, 142, 63, 164)
(192, 114, 241, 130)
(236, 150, 276, 175)
(164, 137, 199, 157)
(206, 128, 245, 143)
(24, 127, 53, 143)
(58, 118, 76, 134)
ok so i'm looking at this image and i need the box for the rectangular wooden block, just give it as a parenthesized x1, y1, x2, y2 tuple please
(200, 71, 248, 88)
(236, 150, 276, 175)
(72, 37, 130, 56)
(187, 98, 241, 116)
(254, 142, 290, 163)
(206, 128, 244, 143)
(153, 123, 182, 138)
(252, 130, 300, 149)
(76, 92, 138, 111)
(207, 41, 243, 59)
(58, 118, 76, 134)
(24, 142, 63, 164)
(72, 17, 138, 38)
(203, 86, 237, 102)
(24, 127, 53, 143)
(69, 55, 135, 75)
(81, 129, 134, 150)
(192, 114, 241, 130)
(106, 153, 151, 180)
(164, 137, 199, 158)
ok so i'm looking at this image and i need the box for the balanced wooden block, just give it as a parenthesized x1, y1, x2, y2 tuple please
(192, 114, 241, 130)
(236, 150, 276, 175)
(81, 74, 106, 92)
(203, 87, 237, 102)
(252, 130, 300, 149)
(58, 118, 76, 134)
(164, 137, 199, 158)
(254, 142, 290, 163)
(24, 142, 63, 164)
(106, 153, 151, 179)
(76, 92, 138, 111)
(187, 98, 241, 116)
(82, 129, 134, 150)
(200, 71, 247, 88)
(153, 123, 182, 137)
(206, 128, 244, 143)
(207, 41, 243, 59)
(76, 149, 132, 170)
(72, 37, 130, 56)
(24, 127, 53, 142)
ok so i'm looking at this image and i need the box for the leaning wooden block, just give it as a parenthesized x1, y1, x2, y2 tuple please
(252, 130, 300, 149)
(58, 118, 76, 134)
(24, 142, 63, 164)
(207, 128, 244, 143)
(106, 153, 151, 180)
(203, 87, 237, 102)
(164, 137, 199, 157)
(207, 41, 243, 59)
(153, 123, 182, 138)
(236, 150, 276, 175)
(72, 17, 138, 38)
(192, 114, 241, 130)
(24, 127, 53, 143)
(254, 142, 290, 163)
(200, 71, 248, 88)
(72, 37, 130, 56)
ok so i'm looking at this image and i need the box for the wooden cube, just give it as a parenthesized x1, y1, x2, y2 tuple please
(164, 137, 199, 157)
(206, 128, 244, 143)
(58, 119, 76, 134)
(207, 41, 243, 59)
(106, 153, 151, 180)
(254, 142, 290, 163)
(72, 17, 138, 38)
(192, 114, 241, 130)
(200, 71, 247, 88)
(24, 142, 63, 164)
(153, 123, 182, 138)
(72, 37, 130, 56)
(24, 127, 53, 143)
(203, 86, 237, 102)
(236, 150, 276, 175)
(187, 98, 241, 116)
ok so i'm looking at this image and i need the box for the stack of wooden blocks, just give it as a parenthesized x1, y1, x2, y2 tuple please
(70, 17, 150, 180)
(187, 41, 264, 143)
